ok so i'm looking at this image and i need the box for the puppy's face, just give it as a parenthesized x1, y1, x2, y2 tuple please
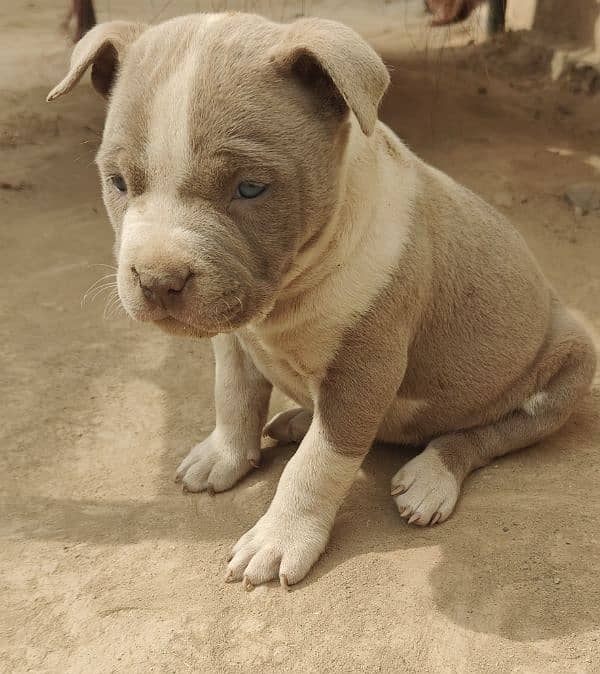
(49, 14, 389, 337)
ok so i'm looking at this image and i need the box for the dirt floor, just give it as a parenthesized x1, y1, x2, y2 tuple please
(2, 1, 600, 672)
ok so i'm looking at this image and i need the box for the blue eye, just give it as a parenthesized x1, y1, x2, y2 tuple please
(235, 181, 266, 199)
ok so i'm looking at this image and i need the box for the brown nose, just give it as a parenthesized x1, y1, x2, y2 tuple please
(132, 266, 192, 308)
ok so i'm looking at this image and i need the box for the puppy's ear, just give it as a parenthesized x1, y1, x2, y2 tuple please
(270, 18, 390, 136)
(47, 21, 147, 101)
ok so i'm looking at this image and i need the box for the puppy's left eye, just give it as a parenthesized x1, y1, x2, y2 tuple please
(109, 174, 127, 193)
(235, 181, 266, 199)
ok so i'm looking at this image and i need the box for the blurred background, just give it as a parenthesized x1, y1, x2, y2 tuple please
(2, 2, 599, 672)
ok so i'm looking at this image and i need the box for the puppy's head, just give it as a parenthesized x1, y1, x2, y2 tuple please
(49, 13, 389, 337)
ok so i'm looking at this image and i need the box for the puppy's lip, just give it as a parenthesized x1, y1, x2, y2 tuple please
(154, 316, 219, 338)
(124, 287, 247, 332)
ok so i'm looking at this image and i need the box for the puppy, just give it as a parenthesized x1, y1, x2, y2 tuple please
(49, 13, 596, 588)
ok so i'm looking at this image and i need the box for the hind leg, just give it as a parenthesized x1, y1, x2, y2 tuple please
(393, 313, 596, 526)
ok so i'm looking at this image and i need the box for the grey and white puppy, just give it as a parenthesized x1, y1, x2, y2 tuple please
(49, 13, 596, 588)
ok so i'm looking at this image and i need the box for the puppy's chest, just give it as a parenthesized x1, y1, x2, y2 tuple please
(237, 325, 336, 408)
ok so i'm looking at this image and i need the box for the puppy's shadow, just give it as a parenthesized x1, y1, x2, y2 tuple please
(289, 397, 600, 643)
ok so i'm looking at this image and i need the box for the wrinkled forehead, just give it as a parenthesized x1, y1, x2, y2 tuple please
(99, 14, 295, 172)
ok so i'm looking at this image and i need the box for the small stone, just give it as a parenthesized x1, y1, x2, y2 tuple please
(554, 577, 561, 584)
(502, 526, 509, 532)
(565, 182, 600, 215)
(546, 147, 574, 157)
(0, 180, 32, 191)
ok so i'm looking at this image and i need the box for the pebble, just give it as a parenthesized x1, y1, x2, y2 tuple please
(565, 182, 600, 215)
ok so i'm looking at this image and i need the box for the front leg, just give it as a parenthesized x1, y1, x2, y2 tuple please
(176, 333, 271, 493)
(226, 341, 407, 588)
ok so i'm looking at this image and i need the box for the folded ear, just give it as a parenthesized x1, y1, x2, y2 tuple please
(270, 18, 390, 136)
(47, 21, 147, 102)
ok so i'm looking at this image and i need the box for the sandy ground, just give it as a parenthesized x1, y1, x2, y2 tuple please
(2, 1, 600, 672)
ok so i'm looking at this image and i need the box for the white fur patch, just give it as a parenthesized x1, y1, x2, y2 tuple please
(146, 51, 194, 181)
(522, 391, 549, 416)
(144, 15, 233, 181)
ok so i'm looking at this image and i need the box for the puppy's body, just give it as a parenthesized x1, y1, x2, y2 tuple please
(49, 13, 596, 588)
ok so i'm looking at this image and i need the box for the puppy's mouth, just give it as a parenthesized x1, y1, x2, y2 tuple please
(148, 299, 247, 337)
(122, 290, 252, 338)
(153, 316, 220, 339)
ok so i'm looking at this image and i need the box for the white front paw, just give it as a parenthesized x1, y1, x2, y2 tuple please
(176, 432, 254, 493)
(225, 511, 328, 588)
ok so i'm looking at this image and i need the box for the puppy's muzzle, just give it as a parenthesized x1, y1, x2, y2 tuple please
(131, 265, 192, 309)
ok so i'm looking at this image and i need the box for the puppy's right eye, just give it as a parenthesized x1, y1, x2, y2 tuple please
(235, 181, 266, 199)
(109, 174, 127, 193)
